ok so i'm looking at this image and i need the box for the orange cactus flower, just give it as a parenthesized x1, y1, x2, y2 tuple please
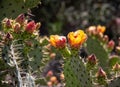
(50, 35, 66, 49)
(67, 30, 87, 49)
(97, 25, 106, 34)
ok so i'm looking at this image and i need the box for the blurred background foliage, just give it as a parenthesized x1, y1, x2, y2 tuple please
(31, 0, 120, 40)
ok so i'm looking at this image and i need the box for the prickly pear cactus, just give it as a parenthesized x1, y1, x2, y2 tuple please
(0, 0, 40, 20)
(0, 13, 52, 86)
(64, 55, 92, 87)
(86, 36, 109, 71)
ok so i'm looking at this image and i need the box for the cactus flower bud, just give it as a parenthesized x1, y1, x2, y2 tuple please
(50, 53, 56, 59)
(46, 70, 53, 77)
(35, 22, 41, 30)
(15, 14, 25, 24)
(116, 46, 120, 54)
(25, 40, 33, 47)
(25, 21, 36, 34)
(86, 54, 97, 71)
(47, 81, 52, 87)
(96, 67, 106, 77)
(86, 26, 96, 35)
(50, 35, 66, 49)
(13, 23, 21, 33)
(60, 73, 65, 80)
(87, 54, 97, 65)
(96, 67, 107, 85)
(50, 76, 57, 84)
(5, 33, 13, 42)
(67, 30, 87, 49)
(107, 40, 115, 51)
(2, 18, 8, 26)
(113, 63, 120, 72)
(103, 35, 109, 43)
(6, 19, 12, 28)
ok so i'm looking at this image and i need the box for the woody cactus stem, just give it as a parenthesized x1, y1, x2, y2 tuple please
(10, 41, 22, 87)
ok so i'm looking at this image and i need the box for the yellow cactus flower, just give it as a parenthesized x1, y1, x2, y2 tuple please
(50, 35, 66, 49)
(67, 30, 87, 49)
(97, 25, 106, 34)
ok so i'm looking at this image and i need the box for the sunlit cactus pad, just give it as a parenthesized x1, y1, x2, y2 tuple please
(64, 56, 92, 87)
(86, 36, 109, 70)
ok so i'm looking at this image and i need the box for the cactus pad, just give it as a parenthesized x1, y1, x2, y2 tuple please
(0, 0, 40, 20)
(108, 56, 120, 68)
(86, 37, 109, 71)
(28, 39, 42, 72)
(108, 77, 120, 87)
(64, 55, 92, 87)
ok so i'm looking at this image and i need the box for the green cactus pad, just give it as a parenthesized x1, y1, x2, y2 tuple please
(86, 36, 109, 71)
(28, 39, 43, 72)
(64, 55, 92, 87)
(108, 56, 120, 68)
(0, 0, 40, 20)
(64, 61, 81, 87)
(108, 77, 120, 87)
